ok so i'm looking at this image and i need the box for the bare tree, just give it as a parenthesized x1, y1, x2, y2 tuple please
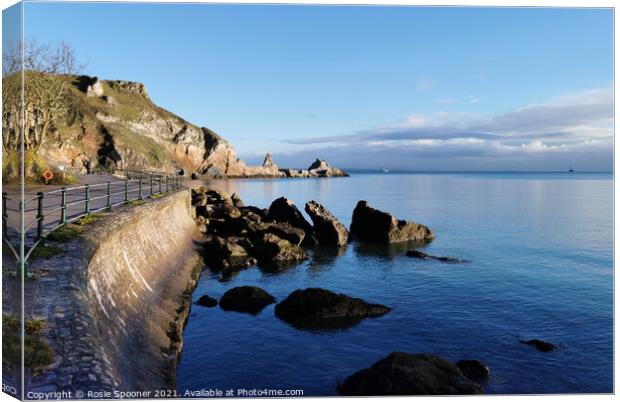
(2, 39, 84, 154)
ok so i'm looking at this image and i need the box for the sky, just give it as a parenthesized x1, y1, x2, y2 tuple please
(11, 3, 615, 170)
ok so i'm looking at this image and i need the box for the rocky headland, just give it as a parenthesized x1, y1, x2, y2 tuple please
(12, 74, 347, 179)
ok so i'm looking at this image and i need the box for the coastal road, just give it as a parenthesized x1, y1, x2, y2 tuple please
(3, 173, 175, 248)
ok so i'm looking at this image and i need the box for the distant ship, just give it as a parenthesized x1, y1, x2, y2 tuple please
(569, 166, 575, 172)
(380, 165, 389, 173)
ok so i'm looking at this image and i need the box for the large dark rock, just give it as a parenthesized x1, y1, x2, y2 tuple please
(304, 201, 348, 247)
(406, 250, 466, 263)
(201, 236, 256, 272)
(268, 197, 313, 232)
(338, 352, 483, 396)
(350, 201, 434, 244)
(219, 286, 276, 314)
(519, 339, 557, 352)
(455, 360, 489, 383)
(274, 288, 389, 330)
(252, 233, 308, 267)
(264, 222, 306, 246)
(195, 294, 218, 308)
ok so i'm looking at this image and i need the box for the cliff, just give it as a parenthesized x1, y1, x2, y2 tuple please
(27, 75, 285, 178)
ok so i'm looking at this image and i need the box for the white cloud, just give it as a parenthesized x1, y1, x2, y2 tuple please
(273, 87, 613, 170)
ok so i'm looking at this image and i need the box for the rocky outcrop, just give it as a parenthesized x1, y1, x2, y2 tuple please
(308, 158, 349, 177)
(304, 201, 348, 247)
(268, 197, 315, 245)
(519, 339, 557, 352)
(219, 286, 276, 314)
(28, 73, 309, 179)
(274, 288, 390, 330)
(200, 235, 257, 272)
(338, 353, 483, 396)
(86, 78, 104, 97)
(405, 250, 466, 263)
(262, 153, 276, 168)
(192, 188, 309, 275)
(455, 360, 489, 383)
(251, 233, 308, 267)
(106, 80, 150, 99)
(279, 159, 349, 178)
(350, 201, 434, 244)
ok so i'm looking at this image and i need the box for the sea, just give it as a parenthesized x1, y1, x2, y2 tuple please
(177, 172, 613, 395)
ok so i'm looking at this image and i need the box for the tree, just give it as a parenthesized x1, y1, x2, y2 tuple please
(2, 40, 84, 154)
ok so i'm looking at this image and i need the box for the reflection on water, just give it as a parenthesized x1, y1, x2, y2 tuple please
(178, 173, 613, 395)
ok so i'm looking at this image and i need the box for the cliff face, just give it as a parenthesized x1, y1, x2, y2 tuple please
(34, 75, 282, 177)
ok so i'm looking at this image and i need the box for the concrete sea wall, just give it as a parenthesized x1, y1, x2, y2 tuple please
(23, 190, 201, 395)
(77, 190, 200, 391)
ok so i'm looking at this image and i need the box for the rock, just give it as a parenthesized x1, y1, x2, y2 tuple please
(519, 339, 557, 352)
(455, 360, 489, 383)
(268, 197, 313, 232)
(203, 164, 227, 179)
(265, 222, 306, 246)
(339, 352, 483, 396)
(240, 206, 271, 222)
(201, 236, 256, 272)
(262, 153, 276, 168)
(406, 250, 466, 263)
(307, 159, 349, 177)
(106, 80, 150, 99)
(279, 169, 311, 178)
(350, 201, 434, 244)
(252, 233, 308, 267)
(274, 288, 390, 329)
(86, 78, 104, 97)
(219, 286, 276, 314)
(231, 193, 244, 208)
(268, 197, 316, 245)
(304, 201, 348, 247)
(195, 295, 218, 308)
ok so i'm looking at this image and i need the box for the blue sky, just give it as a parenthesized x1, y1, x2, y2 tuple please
(16, 3, 614, 170)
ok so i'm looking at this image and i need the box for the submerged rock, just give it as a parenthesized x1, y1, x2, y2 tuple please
(455, 360, 489, 383)
(350, 201, 434, 244)
(274, 288, 390, 329)
(338, 352, 483, 396)
(519, 339, 557, 352)
(406, 250, 467, 263)
(304, 201, 348, 247)
(219, 286, 276, 314)
(195, 294, 218, 308)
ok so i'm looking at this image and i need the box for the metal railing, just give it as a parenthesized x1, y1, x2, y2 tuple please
(2, 170, 182, 274)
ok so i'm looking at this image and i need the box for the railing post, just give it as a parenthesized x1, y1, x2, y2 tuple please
(124, 180, 129, 203)
(106, 182, 112, 209)
(60, 187, 67, 225)
(2, 192, 7, 236)
(165, 176, 169, 192)
(36, 192, 44, 241)
(159, 175, 162, 193)
(85, 184, 90, 214)
(150, 175, 154, 195)
(138, 178, 143, 200)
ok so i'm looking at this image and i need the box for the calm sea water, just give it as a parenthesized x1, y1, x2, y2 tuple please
(177, 172, 613, 395)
